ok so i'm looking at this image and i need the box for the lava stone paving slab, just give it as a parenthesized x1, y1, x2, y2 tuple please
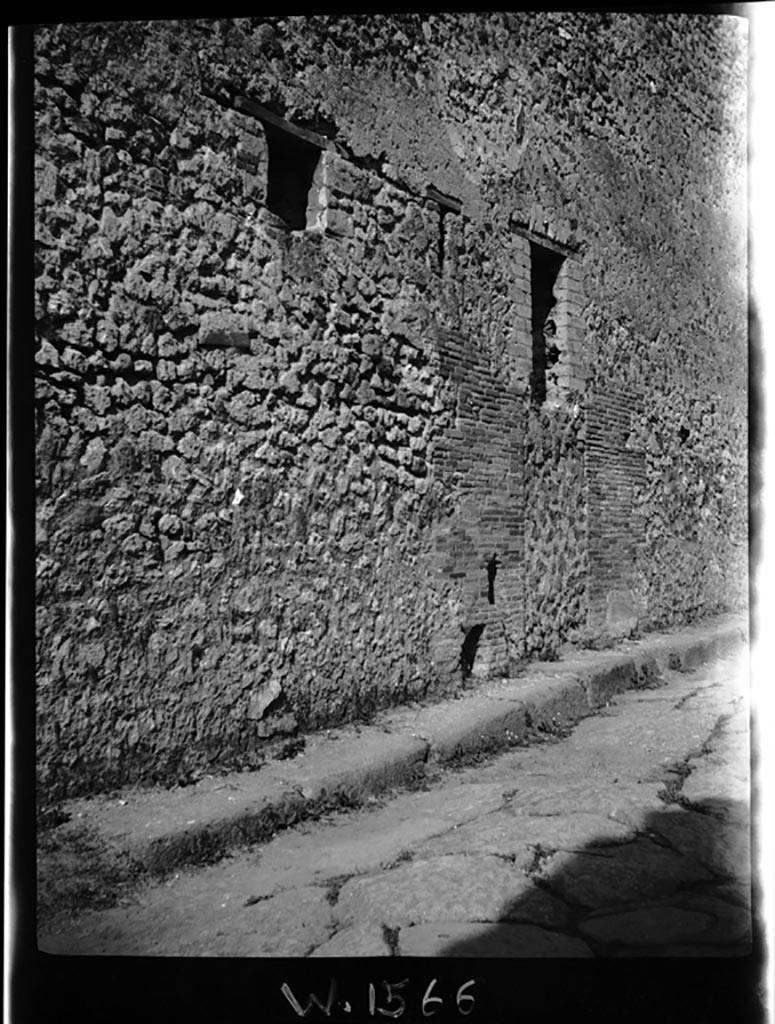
(334, 853, 532, 929)
(670, 893, 753, 945)
(414, 809, 632, 864)
(495, 883, 576, 929)
(647, 806, 750, 879)
(398, 921, 593, 957)
(40, 884, 336, 957)
(535, 838, 714, 907)
(251, 783, 508, 883)
(309, 923, 393, 957)
(555, 695, 725, 772)
(409, 812, 536, 868)
(216, 885, 336, 957)
(501, 773, 666, 820)
(680, 759, 750, 811)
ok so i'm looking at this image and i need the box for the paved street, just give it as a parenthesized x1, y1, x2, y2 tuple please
(39, 649, 751, 957)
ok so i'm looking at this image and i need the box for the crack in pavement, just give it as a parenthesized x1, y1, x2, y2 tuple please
(672, 687, 703, 710)
(656, 707, 739, 812)
(524, 844, 558, 876)
(381, 923, 401, 956)
(324, 874, 352, 906)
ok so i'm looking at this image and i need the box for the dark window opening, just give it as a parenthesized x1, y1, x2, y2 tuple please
(438, 209, 447, 273)
(530, 242, 565, 405)
(486, 552, 500, 605)
(427, 187, 461, 277)
(263, 122, 321, 230)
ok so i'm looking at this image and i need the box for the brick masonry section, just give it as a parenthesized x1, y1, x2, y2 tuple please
(34, 14, 747, 798)
(586, 387, 648, 638)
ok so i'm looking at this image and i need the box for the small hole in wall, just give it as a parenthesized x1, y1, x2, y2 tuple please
(678, 425, 690, 444)
(264, 121, 321, 230)
(461, 624, 486, 680)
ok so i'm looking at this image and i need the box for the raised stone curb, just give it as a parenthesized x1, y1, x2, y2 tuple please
(60, 615, 747, 878)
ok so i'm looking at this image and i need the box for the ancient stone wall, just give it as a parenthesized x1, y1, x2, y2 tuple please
(35, 14, 747, 798)
(523, 403, 588, 660)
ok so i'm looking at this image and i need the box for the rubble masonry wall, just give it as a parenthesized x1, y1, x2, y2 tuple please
(35, 14, 747, 798)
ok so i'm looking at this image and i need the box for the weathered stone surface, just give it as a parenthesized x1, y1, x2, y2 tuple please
(647, 807, 750, 879)
(680, 762, 750, 811)
(497, 884, 575, 929)
(34, 15, 748, 800)
(415, 809, 631, 865)
(536, 840, 714, 908)
(248, 783, 509, 882)
(671, 894, 752, 945)
(309, 924, 392, 957)
(214, 886, 335, 957)
(41, 884, 335, 957)
(503, 774, 666, 821)
(334, 854, 529, 928)
(398, 921, 593, 957)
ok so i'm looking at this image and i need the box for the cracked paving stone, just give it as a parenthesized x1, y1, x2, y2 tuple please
(309, 924, 392, 957)
(497, 884, 576, 929)
(398, 921, 593, 957)
(556, 704, 723, 774)
(680, 763, 750, 810)
(671, 893, 753, 944)
(334, 854, 534, 929)
(647, 806, 750, 879)
(39, 884, 335, 957)
(505, 810, 635, 848)
(411, 813, 537, 868)
(535, 839, 713, 908)
(218, 886, 336, 957)
(415, 810, 632, 867)
(504, 775, 665, 822)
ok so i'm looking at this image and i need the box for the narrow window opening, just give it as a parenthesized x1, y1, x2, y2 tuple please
(427, 187, 461, 277)
(438, 209, 447, 273)
(530, 242, 565, 405)
(263, 122, 321, 230)
(486, 552, 500, 605)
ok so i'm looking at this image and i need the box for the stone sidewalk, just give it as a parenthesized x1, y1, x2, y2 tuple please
(37, 614, 753, 957)
(49, 614, 746, 880)
(38, 640, 751, 956)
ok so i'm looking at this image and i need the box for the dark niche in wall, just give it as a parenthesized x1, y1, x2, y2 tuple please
(530, 241, 565, 405)
(427, 186, 462, 275)
(264, 121, 322, 230)
(461, 623, 486, 680)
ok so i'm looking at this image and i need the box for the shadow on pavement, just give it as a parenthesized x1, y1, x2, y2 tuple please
(439, 798, 753, 957)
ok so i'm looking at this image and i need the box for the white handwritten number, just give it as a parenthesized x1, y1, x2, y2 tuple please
(421, 979, 477, 1018)
(281, 980, 337, 1018)
(456, 981, 476, 1017)
(369, 980, 409, 1018)
(422, 979, 443, 1018)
